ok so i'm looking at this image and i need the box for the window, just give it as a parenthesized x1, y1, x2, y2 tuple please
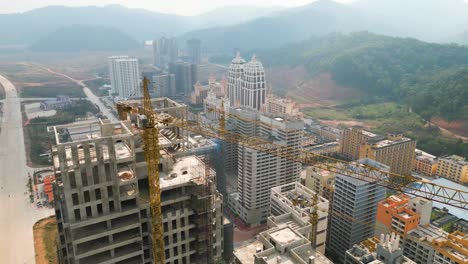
(72, 193, 79, 205)
(86, 206, 92, 217)
(97, 204, 103, 215)
(84, 191, 90, 203)
(107, 186, 113, 197)
(95, 189, 101, 200)
(74, 209, 81, 221)
(109, 201, 115, 212)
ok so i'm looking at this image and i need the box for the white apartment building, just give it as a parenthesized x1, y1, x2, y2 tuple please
(108, 56, 140, 99)
(227, 108, 303, 226)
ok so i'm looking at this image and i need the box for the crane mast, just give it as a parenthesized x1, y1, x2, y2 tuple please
(141, 77, 165, 264)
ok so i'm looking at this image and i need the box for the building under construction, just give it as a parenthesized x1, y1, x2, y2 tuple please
(50, 97, 224, 264)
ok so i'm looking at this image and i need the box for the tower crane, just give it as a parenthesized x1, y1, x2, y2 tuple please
(123, 77, 165, 263)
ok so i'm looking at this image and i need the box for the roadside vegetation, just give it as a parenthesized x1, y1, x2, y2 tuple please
(25, 100, 99, 165)
(83, 78, 109, 97)
(21, 83, 84, 98)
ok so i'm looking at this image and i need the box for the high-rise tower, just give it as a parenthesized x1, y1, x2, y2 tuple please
(153, 37, 178, 68)
(186, 38, 202, 64)
(240, 55, 266, 110)
(227, 52, 246, 106)
(108, 56, 140, 99)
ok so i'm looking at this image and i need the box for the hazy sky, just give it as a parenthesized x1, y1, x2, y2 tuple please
(0, 0, 356, 15)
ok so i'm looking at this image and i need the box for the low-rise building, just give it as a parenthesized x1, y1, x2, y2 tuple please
(233, 212, 333, 264)
(40, 95, 72, 110)
(305, 141, 340, 156)
(262, 94, 302, 118)
(402, 225, 448, 264)
(413, 149, 438, 176)
(432, 231, 467, 264)
(375, 194, 420, 237)
(436, 155, 468, 183)
(359, 134, 417, 177)
(345, 233, 416, 264)
(270, 182, 329, 253)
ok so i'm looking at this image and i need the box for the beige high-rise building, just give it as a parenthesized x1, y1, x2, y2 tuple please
(340, 126, 379, 160)
(359, 134, 416, 176)
(436, 155, 468, 183)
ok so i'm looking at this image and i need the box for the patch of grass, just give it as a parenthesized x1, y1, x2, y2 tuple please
(43, 223, 58, 263)
(303, 108, 352, 120)
(21, 83, 84, 98)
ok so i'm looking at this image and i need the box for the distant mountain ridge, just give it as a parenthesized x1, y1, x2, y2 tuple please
(181, 0, 468, 52)
(0, 4, 280, 46)
(30, 25, 141, 52)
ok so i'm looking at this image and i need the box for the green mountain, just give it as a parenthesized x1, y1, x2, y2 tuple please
(261, 32, 468, 121)
(30, 25, 140, 52)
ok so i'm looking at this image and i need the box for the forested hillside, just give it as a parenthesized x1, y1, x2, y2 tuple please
(263, 32, 468, 121)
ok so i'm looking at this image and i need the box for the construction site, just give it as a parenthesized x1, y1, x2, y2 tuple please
(44, 78, 468, 264)
(49, 93, 225, 264)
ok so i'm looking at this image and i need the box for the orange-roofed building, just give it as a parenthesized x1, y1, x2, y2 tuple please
(43, 175, 55, 202)
(376, 194, 420, 237)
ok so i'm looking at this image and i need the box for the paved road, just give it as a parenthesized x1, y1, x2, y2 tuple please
(43, 68, 118, 122)
(0, 75, 54, 264)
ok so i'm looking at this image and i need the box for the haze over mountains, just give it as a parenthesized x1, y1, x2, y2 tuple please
(1, 0, 468, 51)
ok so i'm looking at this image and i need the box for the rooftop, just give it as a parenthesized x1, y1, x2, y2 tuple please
(270, 228, 302, 246)
(159, 155, 212, 190)
(371, 136, 413, 148)
(408, 178, 468, 220)
(439, 155, 468, 166)
(233, 240, 263, 264)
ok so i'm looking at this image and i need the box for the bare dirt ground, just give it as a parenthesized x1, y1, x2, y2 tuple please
(33, 216, 58, 264)
(431, 117, 468, 140)
(319, 119, 370, 129)
(268, 67, 362, 108)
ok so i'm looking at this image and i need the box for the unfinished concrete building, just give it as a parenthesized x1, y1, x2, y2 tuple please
(234, 212, 333, 264)
(270, 182, 329, 254)
(51, 97, 225, 264)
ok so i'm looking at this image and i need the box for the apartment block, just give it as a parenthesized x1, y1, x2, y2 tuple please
(227, 108, 303, 226)
(327, 159, 388, 263)
(432, 231, 467, 264)
(108, 56, 140, 99)
(340, 126, 379, 160)
(345, 233, 415, 264)
(359, 134, 416, 177)
(270, 182, 329, 254)
(233, 212, 333, 264)
(413, 149, 438, 176)
(263, 94, 302, 118)
(304, 166, 335, 202)
(375, 194, 420, 237)
(402, 225, 448, 264)
(153, 37, 178, 68)
(152, 73, 176, 97)
(436, 155, 468, 183)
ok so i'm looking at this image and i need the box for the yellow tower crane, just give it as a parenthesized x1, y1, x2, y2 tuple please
(140, 78, 166, 263)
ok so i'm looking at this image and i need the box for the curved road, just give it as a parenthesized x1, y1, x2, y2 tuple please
(0, 75, 53, 263)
